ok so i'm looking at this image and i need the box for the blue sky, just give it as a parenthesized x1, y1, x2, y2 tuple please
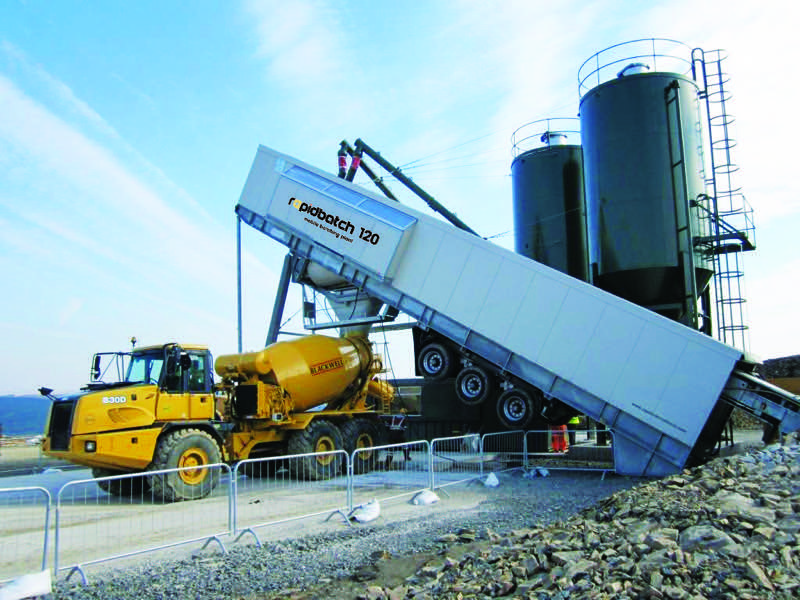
(1, 0, 797, 394)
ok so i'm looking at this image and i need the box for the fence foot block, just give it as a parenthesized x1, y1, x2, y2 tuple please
(324, 509, 353, 527)
(63, 565, 88, 586)
(233, 528, 262, 548)
(199, 535, 227, 555)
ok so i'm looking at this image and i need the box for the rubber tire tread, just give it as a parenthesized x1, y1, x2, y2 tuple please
(496, 388, 536, 430)
(92, 468, 151, 497)
(417, 342, 453, 380)
(286, 419, 344, 481)
(455, 365, 493, 406)
(148, 428, 221, 502)
(340, 418, 380, 475)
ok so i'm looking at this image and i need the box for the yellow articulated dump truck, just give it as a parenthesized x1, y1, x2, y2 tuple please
(41, 334, 394, 501)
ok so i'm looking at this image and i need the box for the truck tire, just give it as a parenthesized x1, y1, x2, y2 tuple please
(417, 343, 454, 380)
(341, 418, 380, 475)
(496, 388, 538, 430)
(92, 468, 151, 497)
(239, 455, 289, 479)
(455, 365, 492, 406)
(148, 429, 221, 502)
(287, 419, 344, 481)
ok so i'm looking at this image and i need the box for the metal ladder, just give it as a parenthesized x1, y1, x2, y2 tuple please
(691, 48, 756, 352)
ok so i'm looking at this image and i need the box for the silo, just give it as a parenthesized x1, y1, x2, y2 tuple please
(579, 45, 713, 325)
(510, 121, 589, 281)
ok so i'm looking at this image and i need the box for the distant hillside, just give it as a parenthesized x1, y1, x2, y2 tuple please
(0, 394, 52, 436)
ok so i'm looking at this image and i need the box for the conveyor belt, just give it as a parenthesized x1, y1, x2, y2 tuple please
(236, 145, 800, 475)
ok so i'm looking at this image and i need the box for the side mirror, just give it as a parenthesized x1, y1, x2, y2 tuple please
(91, 355, 101, 381)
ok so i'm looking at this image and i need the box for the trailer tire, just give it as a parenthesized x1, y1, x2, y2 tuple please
(455, 365, 492, 406)
(417, 343, 454, 380)
(92, 468, 151, 497)
(287, 419, 344, 481)
(148, 429, 221, 502)
(341, 418, 380, 474)
(496, 388, 538, 430)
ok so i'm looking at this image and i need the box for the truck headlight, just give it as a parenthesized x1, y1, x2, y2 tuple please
(84, 441, 96, 453)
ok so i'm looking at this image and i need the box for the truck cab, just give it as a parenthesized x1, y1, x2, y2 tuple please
(43, 343, 217, 472)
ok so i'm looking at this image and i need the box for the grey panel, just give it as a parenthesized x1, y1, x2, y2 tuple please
(234, 145, 798, 476)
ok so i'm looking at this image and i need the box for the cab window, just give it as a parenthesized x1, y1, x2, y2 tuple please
(187, 353, 209, 392)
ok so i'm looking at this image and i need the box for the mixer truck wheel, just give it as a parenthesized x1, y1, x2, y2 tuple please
(148, 429, 221, 502)
(287, 419, 344, 481)
(417, 343, 454, 380)
(92, 468, 151, 497)
(496, 388, 538, 430)
(455, 365, 492, 406)
(341, 418, 380, 475)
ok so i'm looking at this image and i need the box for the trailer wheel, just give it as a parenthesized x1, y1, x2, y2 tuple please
(496, 388, 538, 430)
(287, 419, 344, 481)
(148, 429, 221, 501)
(417, 343, 453, 380)
(455, 366, 492, 405)
(341, 419, 380, 474)
(92, 468, 151, 497)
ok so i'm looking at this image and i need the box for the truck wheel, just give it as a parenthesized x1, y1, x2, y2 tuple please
(496, 388, 538, 430)
(341, 419, 380, 475)
(287, 419, 344, 481)
(417, 343, 453, 380)
(455, 366, 492, 406)
(148, 429, 221, 502)
(92, 468, 151, 497)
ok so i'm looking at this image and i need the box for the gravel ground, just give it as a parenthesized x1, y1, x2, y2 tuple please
(52, 470, 643, 599)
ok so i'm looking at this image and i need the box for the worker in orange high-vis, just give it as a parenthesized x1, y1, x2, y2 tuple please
(550, 423, 568, 453)
(567, 415, 581, 447)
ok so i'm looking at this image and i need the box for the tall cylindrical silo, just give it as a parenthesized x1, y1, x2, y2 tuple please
(510, 124, 589, 282)
(579, 58, 713, 325)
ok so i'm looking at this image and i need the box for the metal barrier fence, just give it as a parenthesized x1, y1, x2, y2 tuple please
(348, 441, 430, 511)
(0, 487, 51, 583)
(232, 450, 349, 545)
(480, 430, 528, 477)
(54, 464, 233, 583)
(0, 426, 616, 585)
(524, 428, 615, 475)
(430, 435, 484, 490)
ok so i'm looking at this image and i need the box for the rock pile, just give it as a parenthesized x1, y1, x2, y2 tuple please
(761, 355, 800, 378)
(356, 436, 800, 599)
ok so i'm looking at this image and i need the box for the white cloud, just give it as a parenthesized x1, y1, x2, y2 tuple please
(1, 40, 123, 142)
(244, 0, 347, 88)
(0, 66, 278, 392)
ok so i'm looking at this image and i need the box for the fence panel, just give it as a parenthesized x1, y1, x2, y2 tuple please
(430, 435, 484, 490)
(54, 464, 232, 581)
(480, 430, 527, 476)
(233, 450, 349, 543)
(524, 428, 615, 474)
(0, 486, 51, 582)
(348, 441, 430, 512)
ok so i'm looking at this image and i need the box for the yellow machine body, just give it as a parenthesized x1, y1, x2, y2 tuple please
(42, 343, 218, 470)
(41, 385, 216, 470)
(215, 334, 375, 413)
(42, 335, 391, 475)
